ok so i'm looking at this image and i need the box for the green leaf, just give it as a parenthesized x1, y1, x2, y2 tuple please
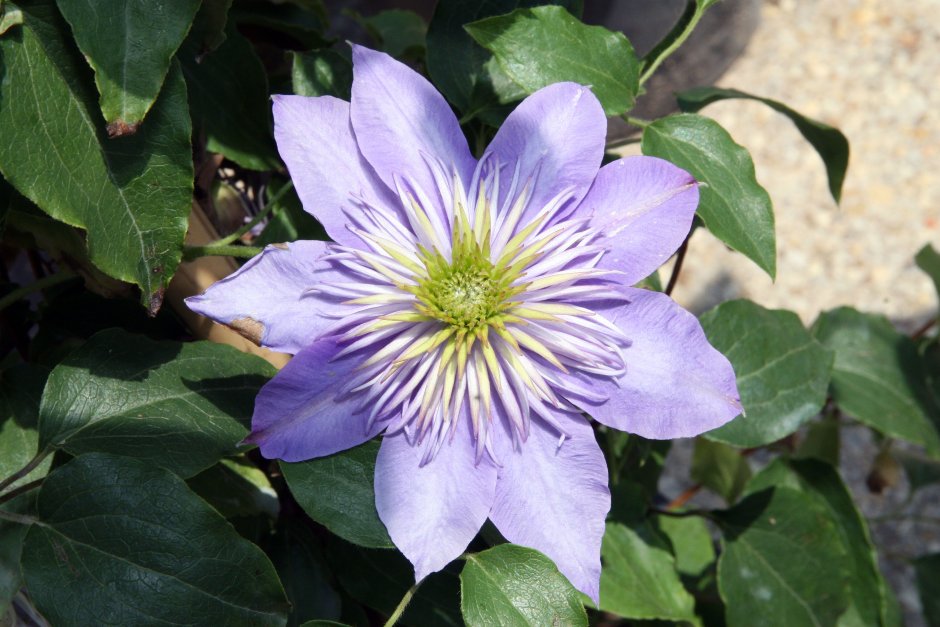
(642, 113, 776, 278)
(795, 415, 840, 466)
(38, 328, 275, 477)
(916, 243, 940, 305)
(716, 487, 850, 627)
(812, 307, 940, 454)
(188, 0, 233, 58)
(678, 87, 850, 203)
(425, 0, 581, 116)
(0, 364, 52, 490)
(0, 0, 22, 35)
(656, 514, 715, 577)
(598, 522, 696, 621)
(266, 520, 342, 626)
(701, 300, 833, 447)
(292, 49, 352, 99)
(465, 5, 639, 116)
(325, 539, 462, 627)
(0, 493, 35, 612)
(461, 544, 586, 627)
(0, 2, 193, 310)
(180, 24, 278, 171)
(56, 0, 201, 133)
(747, 459, 892, 626)
(914, 553, 940, 626)
(362, 9, 426, 59)
(282, 440, 392, 548)
(187, 458, 279, 520)
(21, 453, 288, 625)
(691, 438, 751, 503)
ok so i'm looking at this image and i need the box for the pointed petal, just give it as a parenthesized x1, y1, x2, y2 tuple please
(581, 156, 699, 284)
(272, 94, 400, 246)
(486, 83, 605, 225)
(375, 420, 496, 582)
(350, 45, 475, 205)
(246, 336, 383, 461)
(490, 406, 610, 603)
(571, 287, 742, 438)
(186, 241, 350, 354)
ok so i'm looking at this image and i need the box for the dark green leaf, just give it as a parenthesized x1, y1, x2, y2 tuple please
(180, 24, 278, 170)
(914, 553, 940, 627)
(0, 364, 52, 489)
(701, 300, 833, 447)
(656, 514, 715, 577)
(292, 49, 352, 99)
(266, 520, 342, 627)
(282, 439, 392, 548)
(0, 0, 22, 35)
(678, 87, 850, 203)
(465, 5, 639, 115)
(229, 0, 327, 50)
(795, 416, 840, 466)
(642, 113, 776, 278)
(187, 458, 279, 520)
(716, 487, 850, 627)
(425, 0, 581, 116)
(0, 2, 193, 309)
(747, 459, 891, 626)
(691, 438, 751, 503)
(461, 544, 587, 626)
(598, 522, 696, 621)
(916, 243, 940, 305)
(188, 0, 233, 58)
(56, 0, 201, 132)
(38, 328, 275, 477)
(813, 307, 940, 454)
(362, 9, 426, 59)
(300, 622, 350, 627)
(254, 179, 326, 247)
(0, 493, 36, 612)
(21, 453, 289, 625)
(325, 539, 461, 627)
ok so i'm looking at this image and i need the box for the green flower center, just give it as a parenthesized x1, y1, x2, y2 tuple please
(417, 255, 503, 332)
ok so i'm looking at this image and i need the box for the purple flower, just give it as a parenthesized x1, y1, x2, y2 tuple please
(187, 45, 741, 601)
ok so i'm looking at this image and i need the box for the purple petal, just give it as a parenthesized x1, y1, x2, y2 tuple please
(490, 405, 610, 603)
(571, 287, 742, 439)
(485, 83, 605, 225)
(350, 45, 475, 209)
(185, 241, 347, 354)
(375, 422, 497, 582)
(580, 156, 699, 284)
(272, 94, 400, 246)
(246, 336, 383, 461)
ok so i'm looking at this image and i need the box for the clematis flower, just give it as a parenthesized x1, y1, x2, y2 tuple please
(187, 45, 741, 601)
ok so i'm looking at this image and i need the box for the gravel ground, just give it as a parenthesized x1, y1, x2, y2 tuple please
(622, 0, 940, 330)
(644, 1, 940, 624)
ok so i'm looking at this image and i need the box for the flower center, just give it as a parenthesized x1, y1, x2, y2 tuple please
(416, 254, 503, 332)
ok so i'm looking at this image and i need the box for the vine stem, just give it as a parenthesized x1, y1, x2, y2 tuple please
(384, 582, 421, 627)
(208, 180, 295, 248)
(664, 238, 689, 296)
(639, 1, 708, 86)
(0, 272, 77, 315)
(0, 479, 43, 507)
(182, 244, 264, 261)
(0, 450, 51, 496)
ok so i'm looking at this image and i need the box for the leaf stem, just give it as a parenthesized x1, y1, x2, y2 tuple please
(639, 0, 707, 86)
(620, 115, 651, 129)
(0, 508, 39, 526)
(0, 479, 43, 507)
(0, 449, 51, 495)
(0, 271, 77, 315)
(384, 582, 421, 627)
(209, 180, 295, 248)
(182, 244, 264, 261)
